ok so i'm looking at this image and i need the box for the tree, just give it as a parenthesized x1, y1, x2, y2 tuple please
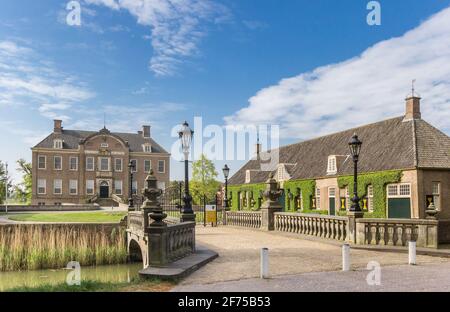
(15, 159, 32, 204)
(190, 154, 220, 205)
(0, 161, 13, 205)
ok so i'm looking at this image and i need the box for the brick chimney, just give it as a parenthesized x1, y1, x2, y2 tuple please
(404, 96, 421, 121)
(142, 125, 151, 138)
(54, 120, 63, 133)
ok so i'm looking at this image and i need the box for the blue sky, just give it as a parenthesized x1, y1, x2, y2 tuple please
(1, 0, 450, 183)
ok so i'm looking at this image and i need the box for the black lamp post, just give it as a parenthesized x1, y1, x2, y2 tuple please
(179, 121, 195, 222)
(128, 160, 135, 211)
(222, 164, 230, 210)
(348, 133, 363, 212)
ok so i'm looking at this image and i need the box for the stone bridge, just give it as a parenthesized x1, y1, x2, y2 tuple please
(126, 171, 197, 273)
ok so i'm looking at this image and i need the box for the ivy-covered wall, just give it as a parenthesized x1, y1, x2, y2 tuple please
(337, 170, 403, 218)
(283, 179, 321, 214)
(228, 183, 266, 211)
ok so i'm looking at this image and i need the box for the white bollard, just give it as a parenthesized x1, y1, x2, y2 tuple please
(260, 248, 269, 279)
(342, 243, 351, 271)
(409, 241, 417, 265)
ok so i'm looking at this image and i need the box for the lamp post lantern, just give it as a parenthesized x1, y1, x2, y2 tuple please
(179, 121, 195, 222)
(348, 133, 363, 212)
(222, 164, 230, 210)
(128, 160, 135, 211)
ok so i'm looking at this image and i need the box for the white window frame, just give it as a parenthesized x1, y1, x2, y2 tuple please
(367, 185, 374, 213)
(432, 182, 441, 211)
(53, 139, 63, 149)
(387, 183, 411, 198)
(115, 158, 123, 172)
(53, 179, 62, 195)
(132, 181, 138, 195)
(143, 144, 151, 153)
(277, 165, 285, 182)
(54, 156, 62, 170)
(245, 170, 251, 184)
(144, 160, 152, 173)
(130, 159, 137, 173)
(99, 157, 110, 172)
(86, 180, 95, 195)
(327, 156, 337, 175)
(38, 155, 46, 170)
(69, 180, 78, 195)
(158, 160, 165, 173)
(38, 179, 46, 195)
(316, 188, 321, 210)
(69, 156, 78, 171)
(86, 157, 95, 171)
(114, 180, 123, 195)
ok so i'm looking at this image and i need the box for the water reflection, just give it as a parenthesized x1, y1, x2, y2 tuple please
(0, 263, 142, 291)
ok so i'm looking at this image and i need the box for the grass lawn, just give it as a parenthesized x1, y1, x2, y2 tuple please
(7, 278, 174, 292)
(7, 211, 127, 223)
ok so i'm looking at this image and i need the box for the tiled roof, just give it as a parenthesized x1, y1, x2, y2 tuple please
(33, 128, 169, 154)
(229, 117, 450, 185)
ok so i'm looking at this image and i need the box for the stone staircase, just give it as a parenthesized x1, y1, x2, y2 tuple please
(96, 198, 119, 207)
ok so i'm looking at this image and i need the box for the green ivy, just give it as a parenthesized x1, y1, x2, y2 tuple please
(283, 179, 316, 212)
(228, 183, 266, 211)
(337, 170, 403, 218)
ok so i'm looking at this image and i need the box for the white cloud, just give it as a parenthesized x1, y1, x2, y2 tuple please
(0, 40, 94, 118)
(85, 0, 230, 76)
(225, 7, 450, 140)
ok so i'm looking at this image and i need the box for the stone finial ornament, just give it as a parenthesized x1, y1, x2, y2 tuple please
(425, 202, 438, 220)
(263, 172, 283, 204)
(141, 170, 167, 226)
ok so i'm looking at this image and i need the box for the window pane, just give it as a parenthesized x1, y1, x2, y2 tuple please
(54, 180, 62, 194)
(100, 158, 109, 171)
(388, 185, 398, 196)
(115, 180, 122, 195)
(69, 180, 77, 194)
(86, 157, 94, 170)
(432, 183, 440, 195)
(399, 184, 410, 196)
(158, 160, 164, 173)
(115, 159, 122, 171)
(131, 160, 137, 172)
(145, 160, 151, 172)
(38, 156, 46, 169)
(54, 157, 61, 170)
(70, 157, 77, 170)
(86, 180, 94, 195)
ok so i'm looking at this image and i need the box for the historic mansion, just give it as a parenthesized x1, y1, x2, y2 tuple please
(31, 120, 170, 206)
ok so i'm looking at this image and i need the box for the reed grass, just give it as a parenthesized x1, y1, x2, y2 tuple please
(0, 224, 127, 271)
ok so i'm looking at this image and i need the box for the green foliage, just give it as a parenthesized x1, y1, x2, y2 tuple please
(228, 183, 266, 211)
(14, 159, 32, 204)
(8, 212, 127, 223)
(190, 154, 221, 205)
(0, 161, 6, 204)
(337, 170, 403, 218)
(0, 225, 127, 272)
(283, 179, 316, 212)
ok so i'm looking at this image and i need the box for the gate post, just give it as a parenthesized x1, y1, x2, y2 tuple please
(260, 173, 283, 231)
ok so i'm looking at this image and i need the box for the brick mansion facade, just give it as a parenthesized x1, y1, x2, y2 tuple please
(31, 120, 170, 206)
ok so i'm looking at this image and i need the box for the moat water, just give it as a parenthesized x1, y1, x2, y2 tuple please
(0, 263, 142, 291)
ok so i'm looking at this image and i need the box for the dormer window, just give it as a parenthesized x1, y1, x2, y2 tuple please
(245, 170, 251, 184)
(53, 139, 63, 149)
(327, 156, 337, 175)
(143, 144, 152, 153)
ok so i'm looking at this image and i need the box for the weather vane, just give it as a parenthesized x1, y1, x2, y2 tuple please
(411, 79, 416, 97)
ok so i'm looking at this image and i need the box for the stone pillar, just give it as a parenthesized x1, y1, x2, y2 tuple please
(347, 211, 364, 244)
(139, 170, 169, 267)
(260, 174, 283, 231)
